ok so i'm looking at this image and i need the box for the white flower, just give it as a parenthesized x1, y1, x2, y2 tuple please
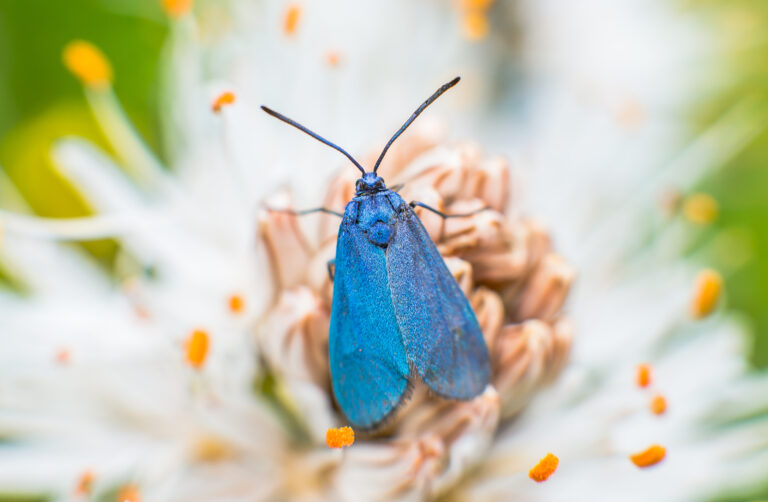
(0, 0, 766, 501)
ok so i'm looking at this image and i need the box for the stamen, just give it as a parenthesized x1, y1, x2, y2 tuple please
(462, 11, 490, 40)
(691, 268, 723, 319)
(55, 348, 71, 365)
(683, 193, 718, 225)
(0, 209, 156, 241)
(134, 305, 151, 320)
(228, 293, 245, 314)
(283, 4, 302, 36)
(659, 187, 683, 216)
(615, 99, 646, 129)
(75, 470, 94, 496)
(650, 394, 667, 415)
(636, 363, 652, 388)
(62, 40, 112, 89)
(193, 435, 234, 461)
(185, 329, 209, 369)
(117, 484, 141, 502)
(162, 0, 193, 18)
(326, 426, 355, 448)
(460, 0, 494, 40)
(212, 91, 236, 113)
(528, 452, 559, 482)
(630, 445, 666, 468)
(462, 0, 495, 8)
(325, 50, 341, 67)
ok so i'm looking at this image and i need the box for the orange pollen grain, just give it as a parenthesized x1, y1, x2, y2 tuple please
(212, 91, 236, 113)
(691, 268, 723, 319)
(162, 0, 193, 17)
(228, 293, 245, 314)
(62, 40, 112, 89)
(636, 363, 652, 388)
(283, 4, 302, 36)
(116, 485, 141, 502)
(75, 470, 94, 496)
(650, 394, 667, 415)
(185, 329, 209, 369)
(326, 426, 355, 448)
(630, 444, 666, 468)
(529, 452, 559, 482)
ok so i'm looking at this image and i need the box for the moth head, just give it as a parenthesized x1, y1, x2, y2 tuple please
(356, 172, 387, 194)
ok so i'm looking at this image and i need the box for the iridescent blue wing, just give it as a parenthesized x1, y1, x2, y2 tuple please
(329, 211, 410, 429)
(386, 205, 491, 399)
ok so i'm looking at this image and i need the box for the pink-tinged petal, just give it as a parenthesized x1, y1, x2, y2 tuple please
(318, 173, 356, 243)
(493, 320, 567, 418)
(408, 186, 446, 242)
(258, 197, 313, 293)
(471, 287, 505, 352)
(445, 257, 474, 296)
(259, 287, 330, 388)
(513, 253, 576, 322)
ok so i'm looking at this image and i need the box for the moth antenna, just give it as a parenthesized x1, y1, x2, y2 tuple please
(261, 105, 366, 175)
(372, 76, 460, 174)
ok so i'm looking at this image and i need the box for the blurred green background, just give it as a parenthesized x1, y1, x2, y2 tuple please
(0, 0, 167, 276)
(690, 0, 768, 367)
(2, 0, 768, 368)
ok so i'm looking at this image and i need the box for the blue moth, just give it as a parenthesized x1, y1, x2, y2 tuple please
(262, 77, 491, 430)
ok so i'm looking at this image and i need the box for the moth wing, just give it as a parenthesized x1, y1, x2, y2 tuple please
(386, 207, 491, 399)
(329, 218, 410, 429)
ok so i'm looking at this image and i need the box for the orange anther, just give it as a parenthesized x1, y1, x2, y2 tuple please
(185, 329, 209, 369)
(326, 426, 355, 448)
(75, 470, 94, 496)
(650, 394, 667, 415)
(212, 91, 236, 113)
(116, 484, 141, 502)
(62, 40, 112, 89)
(462, 11, 489, 40)
(683, 193, 718, 225)
(161, 0, 193, 17)
(228, 293, 245, 314)
(691, 269, 723, 319)
(529, 452, 559, 482)
(56, 348, 71, 365)
(636, 363, 652, 388)
(325, 50, 342, 67)
(630, 444, 666, 468)
(462, 0, 495, 9)
(284, 4, 302, 36)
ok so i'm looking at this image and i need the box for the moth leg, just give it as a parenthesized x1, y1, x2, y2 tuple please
(409, 201, 489, 219)
(326, 258, 336, 282)
(265, 206, 343, 218)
